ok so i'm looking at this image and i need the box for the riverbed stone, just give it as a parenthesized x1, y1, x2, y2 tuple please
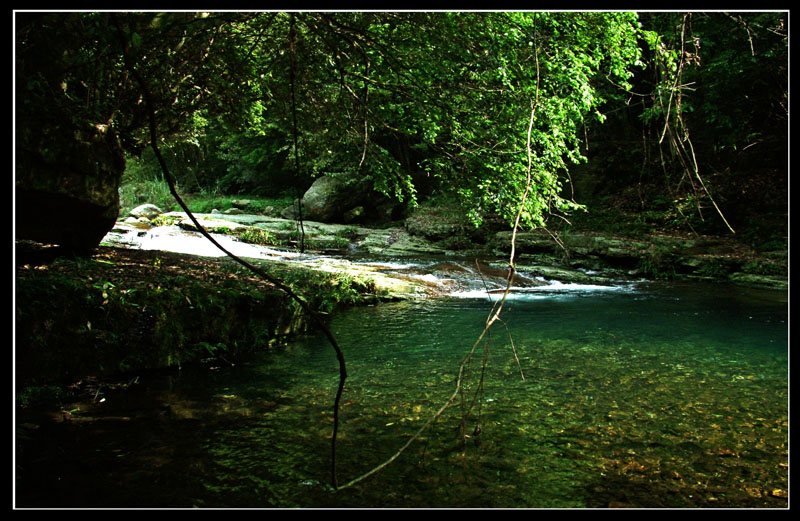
(261, 205, 279, 217)
(230, 199, 255, 210)
(125, 210, 786, 290)
(174, 216, 252, 233)
(405, 205, 462, 241)
(280, 201, 302, 220)
(729, 272, 788, 290)
(129, 203, 163, 220)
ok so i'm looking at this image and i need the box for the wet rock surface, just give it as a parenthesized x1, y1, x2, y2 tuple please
(108, 207, 786, 290)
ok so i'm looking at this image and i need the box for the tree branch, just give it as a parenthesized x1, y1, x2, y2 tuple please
(112, 13, 347, 489)
(337, 19, 542, 490)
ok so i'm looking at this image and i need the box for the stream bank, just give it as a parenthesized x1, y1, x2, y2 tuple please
(15, 205, 787, 411)
(14, 241, 380, 400)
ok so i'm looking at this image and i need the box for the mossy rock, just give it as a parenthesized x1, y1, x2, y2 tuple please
(15, 272, 304, 387)
(728, 272, 788, 290)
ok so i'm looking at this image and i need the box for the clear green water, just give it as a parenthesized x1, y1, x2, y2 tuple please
(16, 281, 788, 508)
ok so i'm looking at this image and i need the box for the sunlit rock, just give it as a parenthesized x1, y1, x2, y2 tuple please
(129, 203, 163, 220)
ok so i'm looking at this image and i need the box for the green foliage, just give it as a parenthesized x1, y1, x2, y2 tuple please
(316, 11, 648, 229)
(179, 194, 293, 215)
(624, 13, 787, 235)
(695, 258, 731, 279)
(335, 226, 362, 240)
(17, 385, 68, 409)
(308, 236, 351, 251)
(741, 260, 785, 277)
(216, 137, 290, 194)
(682, 13, 786, 152)
(17, 249, 346, 385)
(21, 11, 784, 240)
(118, 174, 178, 217)
(638, 250, 677, 280)
(150, 214, 180, 227)
(237, 228, 276, 246)
(273, 267, 376, 314)
(187, 341, 230, 363)
(19, 12, 647, 231)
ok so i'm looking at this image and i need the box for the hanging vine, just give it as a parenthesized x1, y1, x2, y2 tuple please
(288, 13, 307, 253)
(112, 14, 348, 489)
(336, 24, 542, 488)
(644, 13, 735, 234)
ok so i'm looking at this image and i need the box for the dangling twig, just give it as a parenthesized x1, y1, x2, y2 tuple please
(289, 13, 307, 252)
(112, 13, 347, 489)
(652, 13, 735, 234)
(337, 21, 543, 490)
(474, 259, 525, 380)
(358, 59, 370, 169)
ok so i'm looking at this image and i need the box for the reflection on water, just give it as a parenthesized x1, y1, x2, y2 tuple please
(16, 281, 788, 508)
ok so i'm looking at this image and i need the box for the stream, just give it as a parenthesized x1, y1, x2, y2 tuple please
(97, 220, 641, 298)
(15, 222, 789, 508)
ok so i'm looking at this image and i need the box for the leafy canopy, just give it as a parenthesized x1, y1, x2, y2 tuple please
(17, 11, 647, 229)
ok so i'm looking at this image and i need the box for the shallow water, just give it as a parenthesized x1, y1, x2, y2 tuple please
(15, 281, 788, 508)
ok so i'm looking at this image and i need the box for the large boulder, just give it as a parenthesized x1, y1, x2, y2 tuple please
(16, 122, 126, 251)
(280, 174, 404, 223)
(300, 175, 370, 222)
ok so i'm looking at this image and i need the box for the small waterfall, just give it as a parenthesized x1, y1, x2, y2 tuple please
(364, 260, 539, 296)
(356, 259, 638, 298)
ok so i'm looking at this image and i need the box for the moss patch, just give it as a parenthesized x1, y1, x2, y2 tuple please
(14, 242, 377, 392)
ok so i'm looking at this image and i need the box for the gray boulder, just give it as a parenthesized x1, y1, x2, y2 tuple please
(405, 205, 462, 241)
(301, 175, 369, 222)
(261, 205, 279, 217)
(231, 199, 256, 211)
(280, 200, 302, 220)
(129, 203, 163, 220)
